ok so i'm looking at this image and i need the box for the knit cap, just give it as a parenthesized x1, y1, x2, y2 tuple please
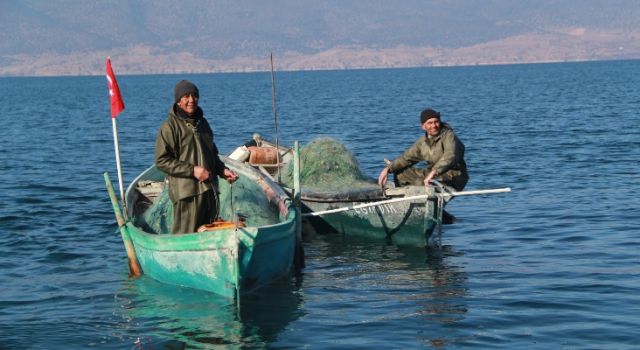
(174, 80, 199, 103)
(420, 108, 441, 123)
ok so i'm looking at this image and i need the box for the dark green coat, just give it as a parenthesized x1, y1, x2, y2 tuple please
(388, 124, 468, 190)
(155, 105, 227, 203)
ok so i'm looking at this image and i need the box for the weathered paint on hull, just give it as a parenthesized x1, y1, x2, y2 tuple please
(126, 215, 296, 298)
(302, 186, 440, 247)
(122, 161, 299, 298)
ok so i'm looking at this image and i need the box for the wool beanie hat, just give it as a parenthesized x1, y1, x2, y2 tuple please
(174, 80, 199, 103)
(420, 108, 441, 124)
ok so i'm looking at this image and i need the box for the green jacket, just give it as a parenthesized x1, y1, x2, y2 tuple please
(389, 124, 468, 178)
(155, 105, 227, 202)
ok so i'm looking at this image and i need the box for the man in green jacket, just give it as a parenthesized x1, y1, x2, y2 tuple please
(155, 80, 238, 233)
(378, 108, 468, 191)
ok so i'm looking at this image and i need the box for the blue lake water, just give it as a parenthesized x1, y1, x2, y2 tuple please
(1, 60, 639, 349)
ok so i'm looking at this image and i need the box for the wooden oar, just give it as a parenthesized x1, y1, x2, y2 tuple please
(104, 172, 142, 276)
(301, 187, 511, 217)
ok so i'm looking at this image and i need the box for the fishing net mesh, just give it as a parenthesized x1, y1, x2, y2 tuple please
(137, 177, 281, 234)
(140, 189, 173, 234)
(280, 137, 377, 193)
(136, 138, 378, 233)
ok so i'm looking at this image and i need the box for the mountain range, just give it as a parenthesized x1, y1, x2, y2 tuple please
(1, 0, 639, 76)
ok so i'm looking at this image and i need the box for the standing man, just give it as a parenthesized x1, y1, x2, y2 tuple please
(155, 80, 238, 233)
(378, 108, 468, 191)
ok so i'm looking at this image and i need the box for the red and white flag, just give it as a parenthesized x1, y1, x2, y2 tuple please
(106, 57, 125, 118)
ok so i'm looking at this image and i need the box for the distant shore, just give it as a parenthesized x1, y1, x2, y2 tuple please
(2, 32, 640, 77)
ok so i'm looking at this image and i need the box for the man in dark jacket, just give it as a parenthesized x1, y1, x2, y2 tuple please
(155, 80, 238, 233)
(378, 108, 468, 191)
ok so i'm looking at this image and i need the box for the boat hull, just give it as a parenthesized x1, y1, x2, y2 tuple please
(124, 214, 296, 298)
(301, 186, 441, 247)
(123, 160, 299, 298)
(230, 138, 443, 248)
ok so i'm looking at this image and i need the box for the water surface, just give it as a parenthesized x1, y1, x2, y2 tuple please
(1, 60, 639, 349)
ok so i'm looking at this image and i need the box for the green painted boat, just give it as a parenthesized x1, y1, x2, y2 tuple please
(298, 185, 444, 247)
(229, 137, 445, 248)
(105, 154, 302, 299)
(230, 136, 509, 248)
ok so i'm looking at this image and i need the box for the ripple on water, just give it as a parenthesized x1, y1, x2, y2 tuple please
(1, 62, 639, 349)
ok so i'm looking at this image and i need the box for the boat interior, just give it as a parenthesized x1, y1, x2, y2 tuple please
(129, 170, 286, 235)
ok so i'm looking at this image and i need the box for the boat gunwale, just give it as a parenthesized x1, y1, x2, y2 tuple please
(125, 157, 295, 225)
(124, 209, 297, 252)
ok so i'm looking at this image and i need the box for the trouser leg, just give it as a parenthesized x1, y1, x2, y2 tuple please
(394, 166, 428, 186)
(395, 166, 468, 191)
(438, 170, 469, 191)
(172, 191, 217, 233)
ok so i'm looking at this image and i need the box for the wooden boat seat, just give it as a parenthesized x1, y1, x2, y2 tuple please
(136, 180, 165, 199)
(132, 180, 166, 216)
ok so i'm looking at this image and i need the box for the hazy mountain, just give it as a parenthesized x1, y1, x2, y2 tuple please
(1, 0, 639, 76)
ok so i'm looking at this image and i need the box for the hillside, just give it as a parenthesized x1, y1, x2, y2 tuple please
(1, 0, 639, 76)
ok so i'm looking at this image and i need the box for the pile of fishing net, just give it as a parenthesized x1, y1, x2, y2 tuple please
(140, 189, 173, 234)
(280, 137, 379, 194)
(137, 179, 280, 234)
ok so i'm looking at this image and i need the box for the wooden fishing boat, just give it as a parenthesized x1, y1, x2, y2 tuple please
(300, 184, 446, 247)
(104, 153, 302, 299)
(229, 137, 451, 247)
(229, 136, 510, 248)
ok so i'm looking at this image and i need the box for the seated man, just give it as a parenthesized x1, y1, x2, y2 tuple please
(378, 108, 468, 191)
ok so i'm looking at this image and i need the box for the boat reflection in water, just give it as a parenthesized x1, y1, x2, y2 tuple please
(111, 230, 467, 349)
(312, 233, 469, 348)
(113, 272, 303, 349)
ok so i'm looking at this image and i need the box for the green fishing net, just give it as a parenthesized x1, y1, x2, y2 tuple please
(137, 178, 281, 234)
(216, 179, 281, 226)
(280, 137, 378, 193)
(136, 138, 378, 233)
(140, 188, 173, 234)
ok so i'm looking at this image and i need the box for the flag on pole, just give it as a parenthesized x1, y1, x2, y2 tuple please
(106, 57, 125, 118)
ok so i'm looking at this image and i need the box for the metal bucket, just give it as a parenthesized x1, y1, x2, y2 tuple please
(248, 146, 278, 165)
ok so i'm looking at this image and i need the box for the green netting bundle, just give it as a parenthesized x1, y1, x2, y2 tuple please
(281, 137, 376, 192)
(140, 188, 173, 234)
(138, 179, 280, 234)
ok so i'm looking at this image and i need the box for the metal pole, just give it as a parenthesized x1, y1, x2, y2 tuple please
(302, 187, 512, 217)
(269, 53, 281, 184)
(111, 118, 127, 215)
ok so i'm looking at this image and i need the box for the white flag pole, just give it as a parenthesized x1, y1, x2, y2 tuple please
(106, 57, 127, 215)
(111, 117, 126, 214)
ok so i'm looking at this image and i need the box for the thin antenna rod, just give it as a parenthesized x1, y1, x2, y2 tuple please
(269, 52, 282, 184)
